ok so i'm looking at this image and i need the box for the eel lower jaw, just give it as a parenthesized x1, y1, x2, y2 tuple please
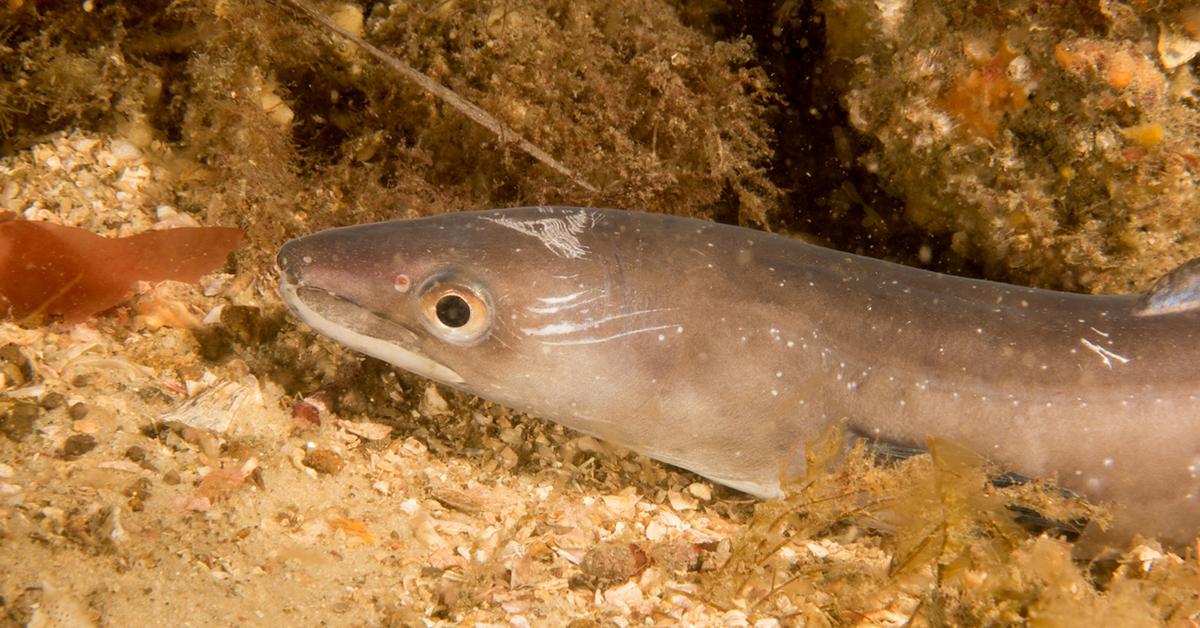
(277, 277, 465, 386)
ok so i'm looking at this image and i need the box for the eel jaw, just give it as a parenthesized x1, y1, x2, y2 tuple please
(276, 275, 465, 386)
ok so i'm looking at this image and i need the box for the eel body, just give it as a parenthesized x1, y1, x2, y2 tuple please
(277, 207, 1200, 548)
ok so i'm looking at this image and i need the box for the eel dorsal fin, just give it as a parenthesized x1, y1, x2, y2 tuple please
(1133, 258, 1200, 316)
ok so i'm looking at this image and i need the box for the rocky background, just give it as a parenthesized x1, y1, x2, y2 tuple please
(820, 0, 1200, 292)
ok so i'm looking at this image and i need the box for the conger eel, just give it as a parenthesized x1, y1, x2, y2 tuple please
(276, 206, 1200, 549)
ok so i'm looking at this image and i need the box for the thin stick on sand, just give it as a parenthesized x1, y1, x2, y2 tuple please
(280, 0, 599, 193)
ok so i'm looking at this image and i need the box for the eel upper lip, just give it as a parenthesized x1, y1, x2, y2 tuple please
(280, 279, 464, 385)
(292, 284, 415, 335)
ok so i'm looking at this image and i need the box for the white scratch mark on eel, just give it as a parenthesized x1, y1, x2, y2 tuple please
(482, 209, 595, 259)
(1080, 337, 1130, 368)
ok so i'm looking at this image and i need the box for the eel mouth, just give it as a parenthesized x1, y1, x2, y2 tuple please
(276, 270, 465, 385)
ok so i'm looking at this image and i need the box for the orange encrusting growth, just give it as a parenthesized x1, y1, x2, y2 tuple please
(0, 213, 242, 323)
(940, 39, 1028, 141)
(1052, 39, 1165, 109)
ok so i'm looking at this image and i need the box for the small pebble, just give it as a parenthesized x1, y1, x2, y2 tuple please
(579, 542, 649, 586)
(68, 402, 90, 421)
(123, 477, 153, 512)
(0, 344, 32, 387)
(39, 392, 65, 410)
(420, 383, 451, 415)
(668, 490, 698, 511)
(61, 433, 97, 458)
(302, 448, 344, 475)
(498, 446, 519, 470)
(126, 446, 157, 471)
(125, 445, 147, 463)
(430, 487, 482, 515)
(109, 138, 142, 162)
(0, 402, 39, 442)
(291, 400, 321, 429)
(648, 540, 706, 573)
(162, 469, 181, 485)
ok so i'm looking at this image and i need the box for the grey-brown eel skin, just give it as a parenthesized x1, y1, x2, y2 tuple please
(277, 206, 1200, 550)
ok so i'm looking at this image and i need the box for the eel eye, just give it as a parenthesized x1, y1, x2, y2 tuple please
(418, 277, 492, 344)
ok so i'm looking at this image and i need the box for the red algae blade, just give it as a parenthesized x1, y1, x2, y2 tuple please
(0, 220, 242, 323)
(120, 227, 243, 284)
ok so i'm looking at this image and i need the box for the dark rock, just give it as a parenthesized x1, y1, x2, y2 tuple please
(0, 344, 32, 387)
(68, 402, 90, 421)
(0, 401, 39, 442)
(61, 433, 97, 458)
(39, 392, 65, 409)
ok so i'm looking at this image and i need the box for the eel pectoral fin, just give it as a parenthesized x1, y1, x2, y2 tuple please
(1133, 257, 1200, 316)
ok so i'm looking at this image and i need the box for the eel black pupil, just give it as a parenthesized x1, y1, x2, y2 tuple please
(436, 294, 471, 328)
